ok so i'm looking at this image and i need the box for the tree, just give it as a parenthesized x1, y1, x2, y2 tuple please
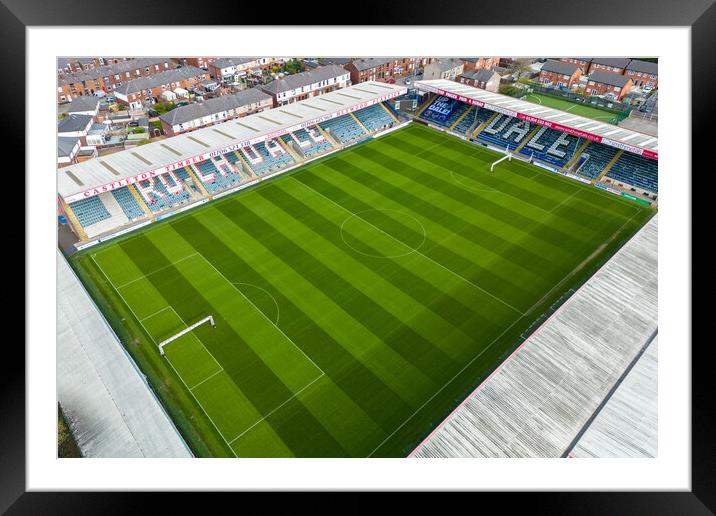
(508, 58, 534, 79)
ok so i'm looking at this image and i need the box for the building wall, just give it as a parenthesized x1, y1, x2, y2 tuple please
(560, 58, 591, 74)
(115, 72, 210, 109)
(457, 74, 500, 92)
(345, 58, 418, 84)
(584, 78, 633, 100)
(538, 68, 581, 88)
(423, 62, 464, 81)
(269, 72, 351, 106)
(588, 62, 627, 75)
(624, 69, 658, 89)
(161, 97, 273, 136)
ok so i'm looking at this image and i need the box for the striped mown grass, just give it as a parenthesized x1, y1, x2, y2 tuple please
(71, 123, 654, 457)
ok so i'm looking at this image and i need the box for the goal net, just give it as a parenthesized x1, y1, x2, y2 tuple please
(158, 315, 216, 356)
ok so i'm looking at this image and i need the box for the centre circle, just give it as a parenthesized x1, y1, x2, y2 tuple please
(340, 209, 426, 258)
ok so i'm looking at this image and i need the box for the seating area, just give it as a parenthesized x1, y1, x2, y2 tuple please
(241, 140, 295, 176)
(281, 127, 333, 158)
(69, 195, 111, 228)
(111, 187, 145, 220)
(136, 173, 191, 213)
(353, 104, 395, 132)
(605, 152, 658, 193)
(477, 114, 536, 151)
(452, 106, 476, 134)
(319, 115, 366, 144)
(575, 143, 621, 179)
(519, 125, 580, 167)
(419, 96, 467, 126)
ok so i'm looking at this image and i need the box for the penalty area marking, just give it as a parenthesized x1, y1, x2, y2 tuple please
(340, 208, 427, 259)
(90, 253, 238, 457)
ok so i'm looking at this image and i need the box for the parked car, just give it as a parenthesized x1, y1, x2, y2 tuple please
(148, 109, 160, 117)
(128, 121, 139, 127)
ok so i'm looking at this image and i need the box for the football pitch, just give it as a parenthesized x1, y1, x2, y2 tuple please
(72, 123, 654, 457)
(524, 93, 622, 123)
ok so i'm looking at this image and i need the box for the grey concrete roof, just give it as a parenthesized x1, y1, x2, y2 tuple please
(430, 58, 464, 72)
(461, 69, 500, 82)
(159, 88, 272, 126)
(64, 95, 100, 113)
(350, 57, 397, 71)
(589, 70, 632, 88)
(414, 79, 658, 157)
(541, 59, 579, 76)
(212, 57, 259, 69)
(58, 57, 171, 86)
(58, 81, 406, 200)
(261, 64, 348, 95)
(114, 66, 207, 95)
(58, 113, 93, 133)
(626, 59, 658, 75)
(57, 250, 192, 457)
(569, 334, 658, 458)
(590, 57, 631, 68)
(58, 136, 80, 157)
(411, 215, 657, 458)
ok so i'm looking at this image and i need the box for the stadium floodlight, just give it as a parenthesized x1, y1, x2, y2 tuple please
(158, 315, 216, 356)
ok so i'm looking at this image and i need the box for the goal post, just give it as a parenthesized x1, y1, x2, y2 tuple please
(490, 150, 513, 172)
(158, 315, 216, 356)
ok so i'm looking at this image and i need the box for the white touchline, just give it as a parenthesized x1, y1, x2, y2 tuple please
(293, 178, 525, 316)
(115, 252, 199, 289)
(228, 372, 325, 446)
(194, 251, 325, 376)
(189, 367, 224, 391)
(90, 253, 239, 458)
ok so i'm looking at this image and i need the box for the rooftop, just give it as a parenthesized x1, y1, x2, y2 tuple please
(625, 59, 658, 75)
(414, 78, 658, 157)
(589, 70, 632, 88)
(58, 113, 94, 133)
(540, 59, 580, 76)
(58, 57, 171, 86)
(114, 66, 207, 96)
(212, 57, 260, 69)
(58, 81, 406, 200)
(57, 136, 80, 158)
(62, 95, 100, 113)
(260, 64, 349, 95)
(590, 57, 631, 68)
(159, 88, 272, 126)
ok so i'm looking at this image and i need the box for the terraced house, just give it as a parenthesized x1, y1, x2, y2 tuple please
(260, 64, 350, 106)
(113, 66, 210, 109)
(57, 57, 175, 104)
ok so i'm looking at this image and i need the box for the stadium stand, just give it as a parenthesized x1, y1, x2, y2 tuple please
(575, 143, 621, 179)
(136, 172, 191, 213)
(605, 152, 659, 193)
(111, 187, 145, 220)
(319, 115, 367, 144)
(353, 104, 396, 132)
(69, 195, 111, 228)
(281, 126, 334, 158)
(519, 125, 581, 168)
(477, 114, 536, 152)
(241, 140, 295, 176)
(419, 96, 470, 127)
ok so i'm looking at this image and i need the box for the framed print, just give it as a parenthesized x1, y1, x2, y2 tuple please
(7, 0, 713, 510)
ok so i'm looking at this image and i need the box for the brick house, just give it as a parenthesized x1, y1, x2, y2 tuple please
(57, 58, 175, 104)
(587, 57, 631, 75)
(173, 57, 217, 70)
(585, 70, 633, 100)
(159, 87, 273, 136)
(343, 58, 418, 84)
(457, 68, 501, 92)
(113, 66, 210, 110)
(208, 57, 280, 84)
(624, 59, 658, 89)
(423, 58, 465, 80)
(559, 57, 592, 74)
(460, 57, 501, 72)
(538, 60, 582, 89)
(260, 65, 350, 106)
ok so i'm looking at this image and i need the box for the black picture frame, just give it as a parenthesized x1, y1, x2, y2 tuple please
(7, 0, 712, 511)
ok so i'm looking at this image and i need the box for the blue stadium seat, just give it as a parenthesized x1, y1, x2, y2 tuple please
(575, 143, 620, 179)
(353, 104, 395, 132)
(419, 96, 469, 127)
(605, 152, 658, 193)
(319, 115, 366, 144)
(281, 126, 334, 158)
(111, 187, 144, 220)
(69, 195, 111, 227)
(137, 174, 191, 213)
(241, 141, 295, 176)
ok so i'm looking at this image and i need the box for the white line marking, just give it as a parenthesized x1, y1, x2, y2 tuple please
(228, 372, 325, 446)
(139, 306, 172, 322)
(293, 178, 525, 316)
(90, 253, 238, 457)
(115, 252, 199, 289)
(189, 367, 225, 391)
(367, 314, 524, 457)
(194, 251, 325, 376)
(548, 189, 581, 213)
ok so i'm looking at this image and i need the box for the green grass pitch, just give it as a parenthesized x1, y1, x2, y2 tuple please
(523, 93, 622, 123)
(71, 123, 654, 457)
